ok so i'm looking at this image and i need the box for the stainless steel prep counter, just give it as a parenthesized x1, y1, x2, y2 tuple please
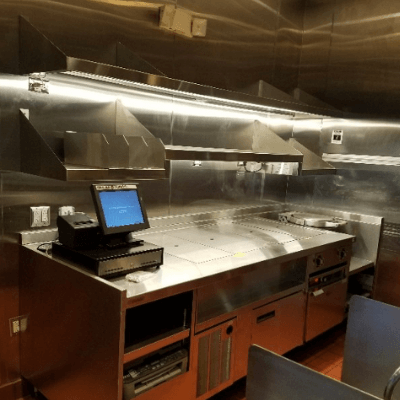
(110, 215, 354, 300)
(18, 208, 356, 400)
(22, 212, 355, 303)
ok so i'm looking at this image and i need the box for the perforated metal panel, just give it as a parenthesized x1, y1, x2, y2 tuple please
(195, 319, 236, 398)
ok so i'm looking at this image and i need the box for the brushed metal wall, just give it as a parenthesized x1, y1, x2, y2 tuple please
(299, 0, 400, 117)
(0, 0, 305, 91)
(287, 118, 400, 224)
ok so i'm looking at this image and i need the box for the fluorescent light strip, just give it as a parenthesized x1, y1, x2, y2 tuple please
(323, 153, 400, 166)
(61, 70, 296, 116)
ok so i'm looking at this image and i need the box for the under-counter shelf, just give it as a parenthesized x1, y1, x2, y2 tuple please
(124, 328, 190, 364)
(124, 291, 192, 359)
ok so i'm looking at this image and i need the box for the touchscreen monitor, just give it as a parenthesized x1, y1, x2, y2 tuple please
(91, 183, 150, 236)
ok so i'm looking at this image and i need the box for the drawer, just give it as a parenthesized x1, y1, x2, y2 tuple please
(251, 291, 306, 355)
(305, 279, 348, 342)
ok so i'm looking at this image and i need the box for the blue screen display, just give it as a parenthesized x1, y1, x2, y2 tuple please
(99, 190, 145, 228)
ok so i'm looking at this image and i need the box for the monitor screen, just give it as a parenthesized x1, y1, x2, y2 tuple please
(91, 183, 150, 236)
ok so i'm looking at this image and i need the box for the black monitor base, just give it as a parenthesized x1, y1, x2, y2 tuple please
(103, 233, 144, 249)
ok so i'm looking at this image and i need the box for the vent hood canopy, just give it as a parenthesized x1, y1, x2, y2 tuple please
(19, 101, 304, 181)
(166, 121, 303, 163)
(17, 16, 343, 120)
(14, 17, 344, 179)
(287, 139, 336, 176)
(19, 101, 168, 181)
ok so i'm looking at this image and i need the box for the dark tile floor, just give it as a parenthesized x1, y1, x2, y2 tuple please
(286, 323, 345, 380)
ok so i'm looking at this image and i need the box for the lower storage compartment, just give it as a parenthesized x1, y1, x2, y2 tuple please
(251, 291, 306, 355)
(123, 340, 190, 400)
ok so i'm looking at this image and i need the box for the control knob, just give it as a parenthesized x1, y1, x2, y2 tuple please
(338, 248, 347, 260)
(314, 255, 324, 268)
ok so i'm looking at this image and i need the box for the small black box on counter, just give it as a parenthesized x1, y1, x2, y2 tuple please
(57, 213, 101, 249)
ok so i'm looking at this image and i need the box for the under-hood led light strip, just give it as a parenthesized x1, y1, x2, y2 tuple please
(323, 153, 400, 166)
(61, 71, 296, 117)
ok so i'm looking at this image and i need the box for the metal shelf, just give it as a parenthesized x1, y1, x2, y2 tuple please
(123, 328, 190, 365)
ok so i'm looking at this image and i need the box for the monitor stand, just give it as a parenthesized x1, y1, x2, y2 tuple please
(104, 232, 144, 249)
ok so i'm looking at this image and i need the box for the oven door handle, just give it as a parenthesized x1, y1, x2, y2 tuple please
(311, 278, 348, 296)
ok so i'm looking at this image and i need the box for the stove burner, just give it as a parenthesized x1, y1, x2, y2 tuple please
(279, 211, 347, 229)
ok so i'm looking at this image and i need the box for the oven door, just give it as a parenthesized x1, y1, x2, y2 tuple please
(305, 279, 348, 342)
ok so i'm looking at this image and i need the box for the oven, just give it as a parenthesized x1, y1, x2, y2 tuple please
(304, 245, 351, 342)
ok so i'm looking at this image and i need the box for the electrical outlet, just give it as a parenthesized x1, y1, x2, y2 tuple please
(9, 315, 28, 336)
(30, 207, 41, 227)
(58, 206, 75, 216)
(331, 130, 343, 144)
(41, 207, 49, 224)
(30, 206, 50, 227)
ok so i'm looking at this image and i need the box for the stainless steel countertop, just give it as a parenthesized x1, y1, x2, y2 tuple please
(22, 212, 356, 302)
(109, 216, 354, 300)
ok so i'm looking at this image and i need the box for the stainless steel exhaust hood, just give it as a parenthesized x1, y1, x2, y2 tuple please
(240, 81, 337, 175)
(14, 17, 347, 179)
(17, 16, 342, 119)
(19, 101, 168, 181)
(166, 121, 303, 163)
(287, 139, 336, 175)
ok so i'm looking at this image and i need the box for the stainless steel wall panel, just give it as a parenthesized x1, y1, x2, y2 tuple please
(170, 98, 255, 149)
(286, 175, 316, 205)
(273, 0, 306, 92)
(321, 118, 400, 157)
(0, 75, 32, 172)
(289, 169, 400, 222)
(298, 1, 335, 100)
(292, 118, 323, 154)
(175, 0, 280, 90)
(299, 1, 400, 118)
(374, 224, 400, 305)
(374, 247, 400, 307)
(169, 161, 287, 216)
(326, 1, 400, 115)
(1, 170, 171, 237)
(0, 0, 307, 94)
(1, 172, 93, 234)
(0, 3, 19, 74)
(137, 179, 171, 219)
(268, 114, 295, 139)
(1, 0, 176, 76)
